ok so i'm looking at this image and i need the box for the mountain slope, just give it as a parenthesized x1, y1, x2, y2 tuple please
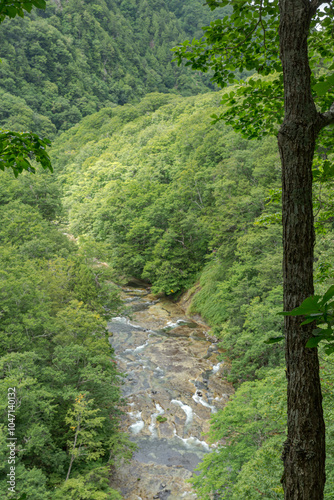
(0, 0, 229, 136)
(52, 89, 334, 499)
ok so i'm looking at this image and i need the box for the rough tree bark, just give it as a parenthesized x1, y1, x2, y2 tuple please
(278, 0, 333, 497)
(176, 0, 334, 496)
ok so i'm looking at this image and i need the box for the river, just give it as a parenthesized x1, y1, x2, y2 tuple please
(108, 285, 234, 499)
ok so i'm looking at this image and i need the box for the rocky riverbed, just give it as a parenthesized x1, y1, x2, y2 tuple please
(108, 286, 234, 499)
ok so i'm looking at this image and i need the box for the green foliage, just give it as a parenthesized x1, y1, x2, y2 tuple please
(173, 0, 334, 143)
(191, 360, 334, 498)
(0, 88, 56, 138)
(54, 467, 123, 499)
(0, 170, 130, 498)
(0, 130, 52, 176)
(6, 0, 334, 495)
(190, 369, 287, 499)
(0, 0, 54, 178)
(0, 0, 229, 134)
(171, 2, 334, 493)
(0, 169, 73, 259)
(65, 394, 106, 479)
(0, 0, 46, 22)
(277, 285, 334, 355)
(52, 89, 288, 394)
(0, 168, 62, 220)
(50, 90, 334, 498)
(219, 285, 284, 382)
(321, 356, 334, 497)
(51, 93, 283, 302)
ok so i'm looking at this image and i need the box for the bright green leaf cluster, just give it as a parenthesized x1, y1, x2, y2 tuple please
(0, 130, 52, 176)
(0, 0, 46, 23)
(278, 286, 334, 354)
(173, 0, 334, 145)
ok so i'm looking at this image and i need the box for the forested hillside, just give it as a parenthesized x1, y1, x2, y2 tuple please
(0, 170, 136, 499)
(51, 91, 334, 498)
(2, 0, 334, 497)
(0, 0, 230, 136)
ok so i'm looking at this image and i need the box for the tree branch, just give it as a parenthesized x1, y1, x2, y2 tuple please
(310, 0, 330, 16)
(319, 102, 334, 128)
(224, 0, 264, 53)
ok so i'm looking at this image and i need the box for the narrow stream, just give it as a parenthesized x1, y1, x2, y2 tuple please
(108, 286, 234, 500)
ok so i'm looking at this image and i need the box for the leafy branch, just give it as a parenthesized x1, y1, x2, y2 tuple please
(0, 131, 52, 177)
(266, 286, 334, 355)
(0, 0, 46, 22)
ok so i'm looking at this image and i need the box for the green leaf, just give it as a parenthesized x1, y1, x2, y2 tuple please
(22, 2, 33, 12)
(6, 6, 17, 17)
(306, 337, 323, 348)
(320, 285, 334, 306)
(300, 317, 317, 326)
(0, 130, 52, 175)
(313, 74, 334, 96)
(264, 336, 284, 344)
(32, 0, 46, 8)
(278, 295, 322, 316)
(313, 327, 333, 337)
(324, 344, 334, 355)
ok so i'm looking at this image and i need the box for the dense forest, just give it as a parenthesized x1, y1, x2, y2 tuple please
(1, 0, 334, 498)
(0, 0, 232, 136)
(0, 167, 138, 498)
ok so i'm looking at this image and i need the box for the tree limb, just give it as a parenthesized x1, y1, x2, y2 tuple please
(310, 0, 330, 16)
(319, 102, 334, 128)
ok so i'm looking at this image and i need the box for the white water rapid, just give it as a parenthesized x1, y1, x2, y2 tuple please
(108, 285, 233, 499)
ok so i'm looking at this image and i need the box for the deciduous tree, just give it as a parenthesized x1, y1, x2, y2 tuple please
(174, 1, 334, 498)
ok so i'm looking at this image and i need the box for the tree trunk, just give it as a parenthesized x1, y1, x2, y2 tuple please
(278, 0, 326, 498)
(66, 424, 80, 482)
